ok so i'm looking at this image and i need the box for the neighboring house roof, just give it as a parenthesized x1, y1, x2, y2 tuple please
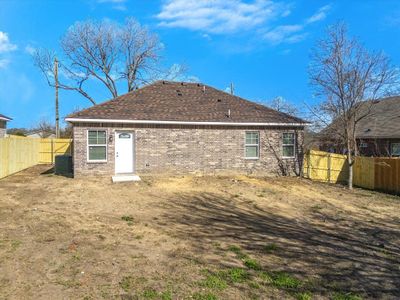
(0, 114, 12, 121)
(356, 97, 400, 139)
(66, 81, 307, 126)
(322, 96, 400, 140)
(27, 130, 56, 138)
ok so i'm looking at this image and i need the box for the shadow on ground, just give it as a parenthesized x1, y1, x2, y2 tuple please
(161, 192, 400, 298)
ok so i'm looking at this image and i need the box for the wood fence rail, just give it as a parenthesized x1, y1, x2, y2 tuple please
(0, 136, 72, 179)
(39, 138, 73, 164)
(304, 150, 400, 194)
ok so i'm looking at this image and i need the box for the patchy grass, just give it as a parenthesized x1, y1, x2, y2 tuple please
(243, 258, 262, 271)
(220, 268, 249, 283)
(199, 273, 228, 290)
(119, 276, 147, 293)
(160, 290, 173, 300)
(192, 292, 218, 300)
(263, 243, 279, 253)
(142, 288, 158, 299)
(296, 292, 313, 300)
(1, 166, 398, 299)
(269, 272, 302, 289)
(121, 215, 134, 226)
(332, 292, 363, 300)
(10, 240, 22, 251)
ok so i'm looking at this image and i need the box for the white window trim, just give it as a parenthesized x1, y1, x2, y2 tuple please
(245, 131, 260, 160)
(282, 132, 296, 159)
(87, 129, 108, 163)
(391, 142, 400, 156)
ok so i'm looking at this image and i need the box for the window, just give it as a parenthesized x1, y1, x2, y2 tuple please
(88, 130, 107, 162)
(245, 132, 259, 159)
(282, 133, 295, 158)
(360, 142, 368, 148)
(391, 143, 400, 156)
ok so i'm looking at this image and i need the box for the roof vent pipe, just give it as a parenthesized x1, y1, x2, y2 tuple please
(203, 85, 206, 93)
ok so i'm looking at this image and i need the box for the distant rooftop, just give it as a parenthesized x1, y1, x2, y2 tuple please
(0, 114, 12, 121)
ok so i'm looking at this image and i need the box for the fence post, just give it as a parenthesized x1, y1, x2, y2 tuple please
(51, 139, 54, 165)
(327, 153, 331, 183)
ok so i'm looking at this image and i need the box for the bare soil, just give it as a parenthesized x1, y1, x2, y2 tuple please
(0, 165, 399, 300)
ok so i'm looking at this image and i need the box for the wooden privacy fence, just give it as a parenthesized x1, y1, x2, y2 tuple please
(304, 150, 400, 194)
(0, 136, 40, 179)
(354, 156, 400, 194)
(303, 150, 348, 183)
(39, 138, 73, 164)
(0, 136, 72, 179)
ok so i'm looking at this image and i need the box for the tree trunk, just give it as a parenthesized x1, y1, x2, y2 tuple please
(347, 153, 353, 189)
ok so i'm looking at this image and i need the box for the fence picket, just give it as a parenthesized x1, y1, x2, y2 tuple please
(304, 150, 400, 194)
(0, 136, 72, 179)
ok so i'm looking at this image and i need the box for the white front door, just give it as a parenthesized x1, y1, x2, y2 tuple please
(115, 132, 134, 174)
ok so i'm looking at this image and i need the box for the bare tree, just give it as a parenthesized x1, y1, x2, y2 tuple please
(309, 22, 398, 189)
(34, 18, 186, 105)
(267, 96, 299, 116)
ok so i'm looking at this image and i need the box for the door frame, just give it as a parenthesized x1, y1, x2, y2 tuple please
(114, 130, 136, 174)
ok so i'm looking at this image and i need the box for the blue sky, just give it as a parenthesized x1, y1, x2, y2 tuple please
(1, 0, 400, 128)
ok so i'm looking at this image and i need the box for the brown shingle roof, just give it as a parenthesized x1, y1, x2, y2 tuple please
(356, 96, 400, 138)
(322, 96, 400, 139)
(67, 81, 306, 125)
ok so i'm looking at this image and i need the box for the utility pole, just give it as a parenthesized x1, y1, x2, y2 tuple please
(230, 82, 234, 95)
(54, 57, 60, 138)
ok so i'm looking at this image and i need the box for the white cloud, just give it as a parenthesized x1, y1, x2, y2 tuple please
(263, 4, 331, 45)
(157, 0, 289, 34)
(0, 31, 17, 53)
(263, 24, 305, 44)
(0, 58, 10, 69)
(25, 45, 36, 55)
(306, 4, 331, 24)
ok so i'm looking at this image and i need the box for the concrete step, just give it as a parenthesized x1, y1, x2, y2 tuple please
(112, 175, 141, 183)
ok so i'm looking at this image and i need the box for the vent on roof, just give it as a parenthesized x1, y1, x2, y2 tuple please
(217, 99, 222, 102)
(176, 89, 183, 96)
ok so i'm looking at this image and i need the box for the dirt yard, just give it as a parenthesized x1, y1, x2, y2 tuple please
(0, 165, 399, 300)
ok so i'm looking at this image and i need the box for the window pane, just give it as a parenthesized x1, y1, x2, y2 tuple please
(392, 143, 400, 156)
(97, 131, 106, 144)
(246, 132, 259, 145)
(89, 146, 106, 160)
(283, 133, 294, 145)
(88, 131, 97, 145)
(246, 146, 258, 158)
(283, 145, 294, 157)
(88, 130, 106, 145)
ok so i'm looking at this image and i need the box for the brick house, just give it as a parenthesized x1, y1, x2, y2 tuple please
(319, 96, 400, 157)
(66, 81, 307, 179)
(0, 114, 11, 138)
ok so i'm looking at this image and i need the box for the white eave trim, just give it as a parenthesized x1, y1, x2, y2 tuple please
(65, 118, 307, 127)
(0, 117, 11, 121)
